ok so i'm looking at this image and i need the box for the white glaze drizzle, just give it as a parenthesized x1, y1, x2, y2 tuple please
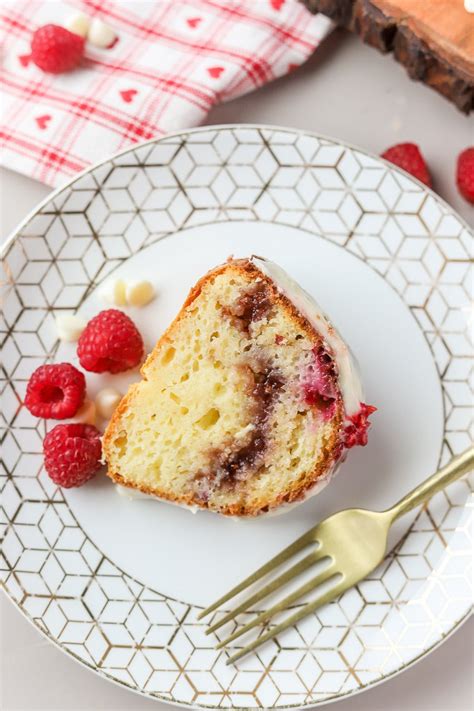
(115, 463, 337, 518)
(115, 483, 200, 513)
(251, 256, 363, 417)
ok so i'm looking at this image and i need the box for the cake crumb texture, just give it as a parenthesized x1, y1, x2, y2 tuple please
(103, 260, 344, 516)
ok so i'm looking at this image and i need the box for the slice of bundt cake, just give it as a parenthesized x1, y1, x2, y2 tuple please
(103, 257, 375, 516)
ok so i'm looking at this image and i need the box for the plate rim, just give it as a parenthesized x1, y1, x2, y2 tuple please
(2, 589, 471, 710)
(2, 122, 472, 257)
(1, 123, 472, 709)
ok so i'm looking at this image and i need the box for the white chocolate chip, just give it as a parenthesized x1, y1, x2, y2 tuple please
(87, 18, 117, 48)
(125, 280, 155, 307)
(73, 399, 96, 426)
(99, 278, 127, 306)
(95, 387, 122, 420)
(465, 0, 474, 13)
(64, 12, 90, 38)
(56, 314, 87, 342)
(99, 277, 155, 307)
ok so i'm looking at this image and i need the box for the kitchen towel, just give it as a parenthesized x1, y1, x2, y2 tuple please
(0, 0, 333, 187)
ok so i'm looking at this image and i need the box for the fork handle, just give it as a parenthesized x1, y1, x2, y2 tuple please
(387, 447, 474, 522)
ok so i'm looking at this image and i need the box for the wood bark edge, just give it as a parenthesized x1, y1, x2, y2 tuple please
(301, 0, 473, 114)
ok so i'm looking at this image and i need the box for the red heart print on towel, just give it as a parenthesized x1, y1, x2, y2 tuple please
(270, 0, 285, 9)
(120, 89, 137, 103)
(207, 66, 224, 79)
(187, 17, 201, 29)
(288, 63, 299, 72)
(35, 115, 51, 130)
(19, 54, 31, 67)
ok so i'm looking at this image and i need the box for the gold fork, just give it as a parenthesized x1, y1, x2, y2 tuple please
(199, 447, 474, 665)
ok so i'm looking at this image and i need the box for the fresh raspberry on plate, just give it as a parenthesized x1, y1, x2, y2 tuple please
(31, 24, 84, 74)
(77, 309, 144, 373)
(381, 143, 432, 187)
(25, 363, 86, 419)
(43, 423, 102, 487)
(456, 147, 474, 203)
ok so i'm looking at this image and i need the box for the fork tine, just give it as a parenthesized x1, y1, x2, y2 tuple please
(225, 578, 346, 665)
(216, 562, 337, 649)
(198, 527, 317, 620)
(206, 546, 326, 635)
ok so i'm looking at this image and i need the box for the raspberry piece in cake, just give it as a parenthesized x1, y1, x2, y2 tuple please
(344, 404, 377, 448)
(303, 346, 338, 419)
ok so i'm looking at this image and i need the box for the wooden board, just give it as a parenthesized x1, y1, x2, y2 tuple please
(301, 0, 474, 113)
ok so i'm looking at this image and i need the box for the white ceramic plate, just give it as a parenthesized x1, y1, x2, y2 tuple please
(1, 126, 472, 708)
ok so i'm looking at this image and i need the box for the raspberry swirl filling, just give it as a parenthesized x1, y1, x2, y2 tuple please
(193, 361, 283, 501)
(193, 282, 280, 500)
(303, 346, 376, 449)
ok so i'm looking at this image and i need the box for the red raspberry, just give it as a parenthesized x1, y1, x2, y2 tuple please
(303, 346, 338, 420)
(25, 363, 85, 419)
(77, 309, 144, 373)
(456, 147, 474, 204)
(344, 403, 377, 448)
(43, 423, 102, 488)
(381, 143, 432, 187)
(31, 24, 84, 74)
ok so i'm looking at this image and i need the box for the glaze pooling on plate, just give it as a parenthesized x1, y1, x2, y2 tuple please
(1, 126, 472, 709)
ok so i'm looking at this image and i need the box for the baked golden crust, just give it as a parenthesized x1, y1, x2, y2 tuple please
(103, 259, 344, 516)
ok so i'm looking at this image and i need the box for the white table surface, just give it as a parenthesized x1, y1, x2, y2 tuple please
(1, 28, 473, 711)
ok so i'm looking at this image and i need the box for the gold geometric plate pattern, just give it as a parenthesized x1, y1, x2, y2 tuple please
(1, 126, 472, 708)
